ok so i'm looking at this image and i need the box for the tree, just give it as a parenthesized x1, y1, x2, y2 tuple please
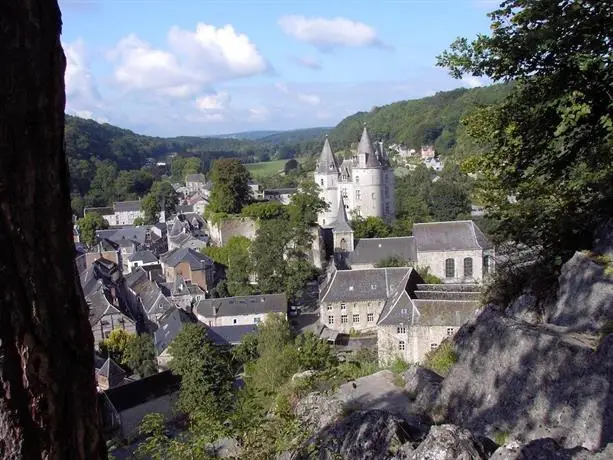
(437, 0, 613, 259)
(0, 1, 106, 456)
(141, 181, 179, 223)
(168, 324, 235, 417)
(351, 216, 391, 238)
(241, 201, 287, 220)
(203, 236, 254, 297)
(123, 333, 158, 378)
(208, 159, 251, 214)
(428, 180, 471, 221)
(283, 158, 299, 175)
(99, 329, 134, 364)
(141, 193, 160, 224)
(78, 212, 109, 247)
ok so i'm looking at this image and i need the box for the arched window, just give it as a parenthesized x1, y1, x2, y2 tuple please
(483, 255, 490, 276)
(464, 257, 473, 278)
(445, 258, 455, 278)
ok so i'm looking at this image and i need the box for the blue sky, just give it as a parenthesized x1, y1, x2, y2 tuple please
(59, 0, 497, 136)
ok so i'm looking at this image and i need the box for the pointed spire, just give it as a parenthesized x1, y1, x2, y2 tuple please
(316, 135, 339, 174)
(333, 195, 353, 233)
(358, 122, 374, 157)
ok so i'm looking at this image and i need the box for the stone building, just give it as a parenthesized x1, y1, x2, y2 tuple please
(315, 124, 395, 227)
(194, 293, 287, 327)
(160, 247, 215, 293)
(185, 173, 207, 194)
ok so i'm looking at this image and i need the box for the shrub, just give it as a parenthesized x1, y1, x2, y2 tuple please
(423, 341, 457, 377)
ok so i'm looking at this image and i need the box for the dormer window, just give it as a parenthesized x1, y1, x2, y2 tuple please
(371, 284, 377, 290)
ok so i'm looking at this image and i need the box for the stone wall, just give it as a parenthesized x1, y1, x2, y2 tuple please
(321, 299, 385, 333)
(207, 217, 258, 246)
(416, 249, 492, 283)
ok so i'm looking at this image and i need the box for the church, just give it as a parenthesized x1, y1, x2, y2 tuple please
(314, 124, 395, 228)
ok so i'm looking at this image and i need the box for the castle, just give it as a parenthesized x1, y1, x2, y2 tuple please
(314, 124, 395, 228)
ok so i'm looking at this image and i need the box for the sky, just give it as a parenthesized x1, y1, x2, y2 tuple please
(59, 0, 497, 137)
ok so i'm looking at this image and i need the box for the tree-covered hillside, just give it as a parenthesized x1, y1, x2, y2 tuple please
(328, 84, 512, 156)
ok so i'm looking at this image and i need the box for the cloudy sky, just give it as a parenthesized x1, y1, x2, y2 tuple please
(60, 0, 496, 137)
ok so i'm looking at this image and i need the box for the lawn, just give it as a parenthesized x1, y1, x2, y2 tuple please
(245, 159, 288, 178)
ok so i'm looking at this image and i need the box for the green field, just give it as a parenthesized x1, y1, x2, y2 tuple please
(245, 159, 288, 178)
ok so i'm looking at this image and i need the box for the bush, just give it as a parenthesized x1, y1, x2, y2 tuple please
(423, 341, 457, 377)
(415, 265, 442, 284)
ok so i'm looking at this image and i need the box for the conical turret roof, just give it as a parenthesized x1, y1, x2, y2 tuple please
(316, 135, 339, 174)
(333, 195, 353, 233)
(357, 123, 374, 156)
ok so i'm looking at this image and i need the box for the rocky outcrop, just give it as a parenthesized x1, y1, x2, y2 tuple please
(294, 392, 345, 433)
(490, 438, 613, 459)
(403, 366, 443, 414)
(505, 294, 541, 325)
(433, 305, 613, 450)
(293, 410, 426, 460)
(408, 424, 495, 460)
(547, 251, 613, 333)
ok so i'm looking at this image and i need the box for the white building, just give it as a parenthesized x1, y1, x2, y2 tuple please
(315, 124, 395, 228)
(185, 174, 207, 195)
(194, 293, 287, 327)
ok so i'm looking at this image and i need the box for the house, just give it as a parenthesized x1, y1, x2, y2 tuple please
(87, 285, 137, 344)
(421, 145, 436, 159)
(87, 201, 145, 227)
(263, 188, 297, 205)
(127, 250, 159, 273)
(166, 213, 208, 251)
(159, 275, 206, 311)
(413, 221, 495, 283)
(154, 307, 196, 369)
(99, 370, 181, 440)
(185, 191, 209, 215)
(185, 173, 207, 194)
(96, 357, 127, 391)
(194, 293, 287, 327)
(160, 247, 215, 292)
(319, 267, 419, 334)
(97, 225, 168, 264)
(205, 324, 258, 346)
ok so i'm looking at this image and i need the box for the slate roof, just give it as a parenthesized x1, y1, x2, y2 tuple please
(206, 325, 258, 346)
(129, 250, 158, 264)
(178, 204, 195, 213)
(186, 173, 206, 183)
(348, 237, 416, 266)
(104, 370, 181, 412)
(357, 124, 374, 157)
(154, 307, 196, 354)
(264, 188, 298, 195)
(160, 247, 213, 270)
(125, 267, 150, 291)
(320, 267, 412, 303)
(97, 358, 126, 387)
(333, 196, 353, 233)
(97, 226, 150, 246)
(86, 289, 124, 327)
(113, 201, 142, 213)
(316, 136, 340, 174)
(410, 300, 480, 326)
(138, 282, 173, 317)
(84, 206, 114, 216)
(339, 160, 353, 181)
(195, 293, 287, 319)
(80, 265, 98, 297)
(412, 220, 493, 252)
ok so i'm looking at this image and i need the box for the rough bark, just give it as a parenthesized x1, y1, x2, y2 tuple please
(0, 1, 107, 458)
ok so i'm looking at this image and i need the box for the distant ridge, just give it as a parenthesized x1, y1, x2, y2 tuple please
(212, 127, 332, 143)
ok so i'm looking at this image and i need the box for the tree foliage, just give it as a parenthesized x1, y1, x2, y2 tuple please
(77, 212, 109, 247)
(141, 181, 179, 223)
(209, 159, 252, 214)
(437, 0, 613, 260)
(123, 333, 158, 378)
(351, 216, 391, 238)
(99, 329, 134, 364)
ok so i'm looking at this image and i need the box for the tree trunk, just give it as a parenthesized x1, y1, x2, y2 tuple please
(0, 1, 107, 458)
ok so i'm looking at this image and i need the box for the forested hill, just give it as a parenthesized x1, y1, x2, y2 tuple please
(328, 84, 511, 156)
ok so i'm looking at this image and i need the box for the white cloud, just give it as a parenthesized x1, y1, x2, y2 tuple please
(248, 107, 269, 122)
(461, 76, 484, 88)
(292, 55, 322, 70)
(297, 93, 320, 106)
(274, 82, 290, 94)
(108, 23, 268, 98)
(72, 110, 109, 124)
(278, 15, 383, 49)
(64, 39, 100, 102)
(195, 92, 231, 111)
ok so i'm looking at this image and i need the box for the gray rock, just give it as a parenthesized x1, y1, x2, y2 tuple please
(294, 392, 344, 432)
(292, 370, 317, 382)
(403, 366, 443, 413)
(505, 294, 541, 324)
(548, 251, 613, 333)
(207, 437, 241, 458)
(490, 438, 613, 459)
(408, 424, 491, 460)
(435, 305, 613, 450)
(294, 410, 425, 460)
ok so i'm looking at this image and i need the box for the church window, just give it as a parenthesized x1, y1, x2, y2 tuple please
(367, 313, 374, 322)
(398, 341, 405, 351)
(327, 305, 333, 311)
(328, 316, 334, 325)
(352, 314, 360, 323)
(341, 315, 348, 324)
(445, 258, 455, 278)
(340, 303, 347, 310)
(464, 257, 473, 278)
(397, 326, 406, 334)
(340, 238, 347, 251)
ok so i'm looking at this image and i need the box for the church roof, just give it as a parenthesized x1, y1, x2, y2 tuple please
(316, 136, 339, 174)
(348, 237, 416, 267)
(357, 124, 374, 157)
(413, 220, 492, 252)
(333, 196, 353, 233)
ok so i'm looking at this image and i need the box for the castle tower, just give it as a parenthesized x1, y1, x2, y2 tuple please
(314, 135, 340, 227)
(357, 123, 374, 167)
(332, 195, 354, 253)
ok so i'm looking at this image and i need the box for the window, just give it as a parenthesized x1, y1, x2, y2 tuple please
(342, 188, 348, 198)
(323, 219, 325, 225)
(355, 175, 360, 184)
(445, 258, 455, 278)
(367, 313, 374, 322)
(340, 303, 346, 310)
(328, 316, 334, 325)
(430, 343, 438, 351)
(341, 315, 348, 324)
(397, 326, 406, 334)
(356, 190, 361, 201)
(340, 238, 347, 251)
(446, 327, 454, 336)
(233, 318, 237, 324)
(371, 192, 376, 200)
(464, 257, 473, 278)
(327, 305, 333, 311)
(320, 179, 324, 186)
(483, 255, 490, 276)
(352, 314, 360, 323)
(398, 341, 405, 351)
(254, 317, 261, 324)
